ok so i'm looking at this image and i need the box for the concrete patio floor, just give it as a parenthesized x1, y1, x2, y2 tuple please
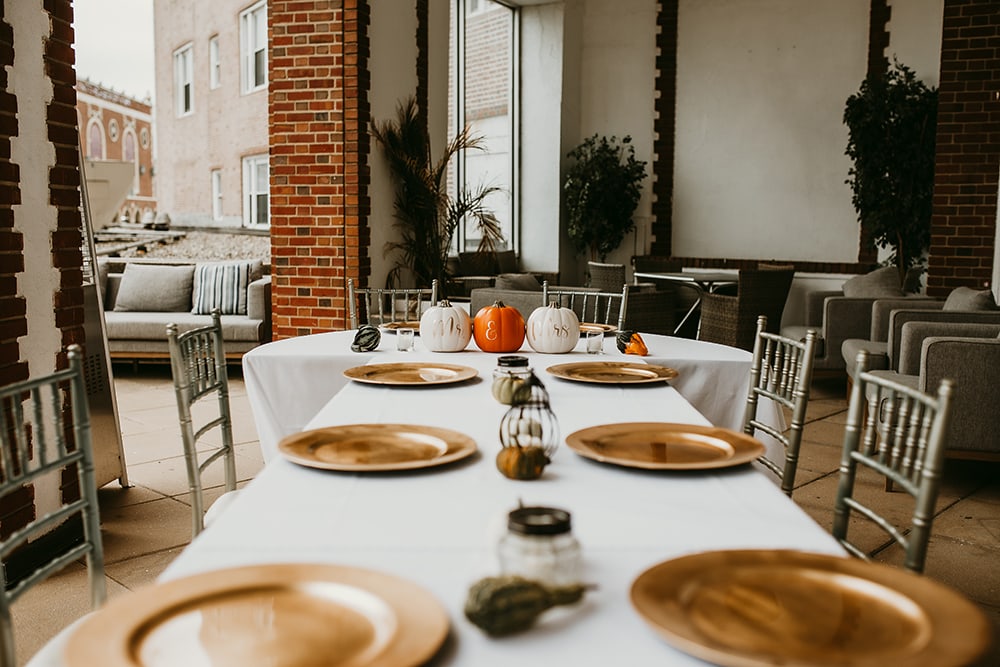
(9, 367, 999, 665)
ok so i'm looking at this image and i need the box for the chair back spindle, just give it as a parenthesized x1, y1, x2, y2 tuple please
(832, 350, 953, 574)
(0, 345, 105, 667)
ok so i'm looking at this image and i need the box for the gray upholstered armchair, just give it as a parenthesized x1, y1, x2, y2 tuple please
(780, 266, 932, 373)
(841, 287, 1000, 381)
(868, 321, 1000, 460)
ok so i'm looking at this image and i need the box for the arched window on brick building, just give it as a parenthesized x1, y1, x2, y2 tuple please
(86, 119, 105, 159)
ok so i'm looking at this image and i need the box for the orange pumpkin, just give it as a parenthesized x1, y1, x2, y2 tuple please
(474, 301, 526, 353)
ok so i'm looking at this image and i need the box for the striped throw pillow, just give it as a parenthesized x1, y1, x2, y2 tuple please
(191, 261, 252, 315)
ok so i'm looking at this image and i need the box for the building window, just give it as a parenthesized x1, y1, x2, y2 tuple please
(209, 35, 221, 89)
(211, 169, 223, 220)
(174, 43, 194, 116)
(123, 130, 138, 196)
(240, 2, 267, 94)
(86, 120, 105, 159)
(451, 0, 517, 253)
(242, 154, 269, 226)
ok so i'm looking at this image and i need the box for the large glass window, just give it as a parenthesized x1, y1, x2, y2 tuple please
(242, 154, 269, 226)
(86, 120, 104, 159)
(240, 1, 267, 94)
(451, 0, 517, 253)
(174, 43, 194, 116)
(209, 35, 221, 89)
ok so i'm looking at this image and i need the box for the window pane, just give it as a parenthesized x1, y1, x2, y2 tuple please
(452, 0, 515, 253)
(255, 194, 268, 224)
(254, 49, 266, 87)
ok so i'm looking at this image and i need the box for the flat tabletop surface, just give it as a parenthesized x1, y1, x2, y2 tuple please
(241, 331, 783, 463)
(634, 271, 738, 287)
(157, 346, 842, 666)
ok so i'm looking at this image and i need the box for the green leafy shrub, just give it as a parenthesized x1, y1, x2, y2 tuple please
(564, 134, 647, 261)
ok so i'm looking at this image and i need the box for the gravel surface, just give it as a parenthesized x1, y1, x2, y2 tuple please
(96, 230, 270, 262)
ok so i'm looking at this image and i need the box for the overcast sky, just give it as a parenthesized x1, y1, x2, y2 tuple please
(73, 0, 155, 102)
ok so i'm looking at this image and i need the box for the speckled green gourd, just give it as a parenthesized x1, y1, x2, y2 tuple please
(351, 325, 381, 352)
(464, 575, 588, 636)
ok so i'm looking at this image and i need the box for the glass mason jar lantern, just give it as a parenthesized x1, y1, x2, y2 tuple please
(491, 355, 533, 405)
(498, 505, 582, 586)
(496, 372, 558, 480)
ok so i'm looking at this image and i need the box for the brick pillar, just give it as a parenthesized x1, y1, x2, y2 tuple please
(48, 0, 85, 354)
(928, 0, 1000, 296)
(269, 0, 371, 338)
(650, 0, 677, 256)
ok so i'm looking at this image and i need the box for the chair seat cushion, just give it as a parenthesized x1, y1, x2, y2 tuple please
(842, 340, 888, 378)
(104, 312, 264, 342)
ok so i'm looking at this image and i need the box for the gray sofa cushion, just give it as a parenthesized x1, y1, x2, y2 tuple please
(113, 263, 195, 312)
(943, 286, 998, 311)
(104, 311, 264, 342)
(192, 261, 256, 315)
(495, 273, 542, 291)
(841, 266, 904, 298)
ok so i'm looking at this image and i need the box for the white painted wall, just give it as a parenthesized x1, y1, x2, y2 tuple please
(8, 0, 66, 518)
(575, 0, 657, 276)
(153, 0, 268, 227)
(674, 0, 868, 264)
(887, 0, 944, 86)
(368, 1, 420, 289)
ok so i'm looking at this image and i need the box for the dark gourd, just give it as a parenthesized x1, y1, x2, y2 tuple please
(615, 330, 648, 356)
(464, 576, 588, 636)
(351, 324, 381, 352)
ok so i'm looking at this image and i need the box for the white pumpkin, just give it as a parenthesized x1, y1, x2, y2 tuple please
(419, 300, 472, 352)
(526, 301, 580, 353)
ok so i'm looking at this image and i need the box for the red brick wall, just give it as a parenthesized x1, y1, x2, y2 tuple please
(649, 1, 677, 256)
(269, 0, 371, 337)
(0, 0, 85, 544)
(927, 0, 1000, 296)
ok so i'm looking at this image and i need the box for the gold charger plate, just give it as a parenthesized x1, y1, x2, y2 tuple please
(344, 362, 478, 386)
(279, 423, 477, 471)
(546, 361, 678, 385)
(579, 322, 618, 336)
(65, 563, 450, 667)
(565, 422, 764, 470)
(630, 549, 992, 667)
(380, 321, 422, 333)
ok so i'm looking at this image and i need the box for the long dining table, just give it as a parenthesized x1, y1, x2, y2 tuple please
(136, 332, 846, 666)
(241, 330, 783, 463)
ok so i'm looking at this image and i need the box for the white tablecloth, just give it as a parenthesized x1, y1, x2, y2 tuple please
(155, 348, 837, 666)
(242, 331, 782, 463)
(35, 342, 837, 667)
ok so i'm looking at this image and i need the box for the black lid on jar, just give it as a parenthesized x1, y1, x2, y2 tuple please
(507, 506, 571, 535)
(497, 355, 529, 368)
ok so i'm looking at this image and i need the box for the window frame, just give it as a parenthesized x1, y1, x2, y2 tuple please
(211, 169, 223, 221)
(240, 1, 268, 95)
(242, 154, 270, 227)
(209, 35, 221, 90)
(173, 42, 194, 117)
(453, 0, 519, 255)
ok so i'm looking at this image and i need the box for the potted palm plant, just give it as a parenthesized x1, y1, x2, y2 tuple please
(563, 134, 647, 261)
(371, 97, 504, 295)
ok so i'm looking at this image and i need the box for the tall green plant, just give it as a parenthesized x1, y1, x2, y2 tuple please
(844, 60, 937, 285)
(564, 134, 647, 261)
(371, 97, 503, 293)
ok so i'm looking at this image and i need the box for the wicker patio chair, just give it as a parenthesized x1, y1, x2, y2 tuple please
(698, 265, 795, 350)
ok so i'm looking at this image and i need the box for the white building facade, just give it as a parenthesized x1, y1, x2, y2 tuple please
(153, 0, 269, 229)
